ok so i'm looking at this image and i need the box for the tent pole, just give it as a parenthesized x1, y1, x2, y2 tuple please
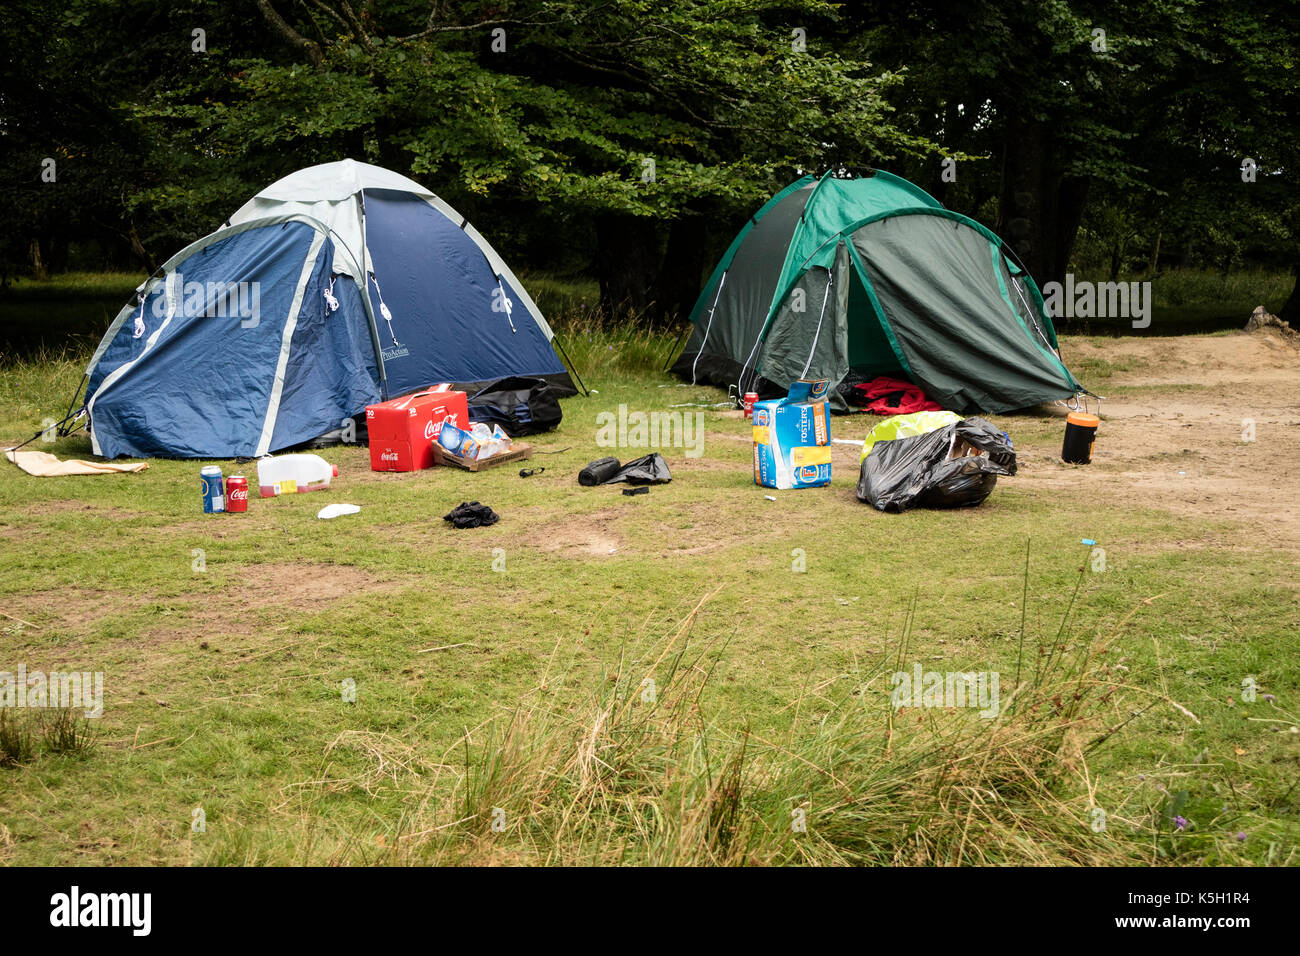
(354, 191, 389, 400)
(58, 373, 88, 434)
(661, 325, 687, 371)
(691, 270, 727, 385)
(552, 334, 589, 396)
(8, 405, 86, 453)
(798, 267, 834, 379)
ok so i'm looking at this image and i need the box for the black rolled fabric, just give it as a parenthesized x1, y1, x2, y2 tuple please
(579, 457, 622, 486)
(443, 501, 500, 528)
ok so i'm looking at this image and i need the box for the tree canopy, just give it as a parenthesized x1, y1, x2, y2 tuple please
(3, 0, 1295, 318)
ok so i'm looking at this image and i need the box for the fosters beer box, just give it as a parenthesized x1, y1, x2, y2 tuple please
(752, 379, 832, 489)
(367, 385, 469, 471)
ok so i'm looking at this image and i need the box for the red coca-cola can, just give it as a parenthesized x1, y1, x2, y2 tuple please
(743, 391, 759, 419)
(225, 475, 249, 513)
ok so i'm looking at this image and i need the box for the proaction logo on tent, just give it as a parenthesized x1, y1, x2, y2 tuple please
(0, 665, 103, 718)
(1041, 275, 1152, 329)
(595, 404, 704, 458)
(890, 664, 999, 718)
(144, 276, 262, 328)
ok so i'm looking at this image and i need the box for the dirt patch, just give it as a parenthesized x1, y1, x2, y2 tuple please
(1, 587, 150, 634)
(512, 496, 778, 559)
(16, 500, 150, 519)
(672, 455, 745, 473)
(1016, 330, 1300, 548)
(2, 563, 401, 644)
(227, 561, 390, 610)
(140, 562, 402, 643)
(515, 506, 626, 557)
(652, 505, 747, 557)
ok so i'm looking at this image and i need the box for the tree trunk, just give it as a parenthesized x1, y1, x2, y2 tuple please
(1147, 231, 1161, 275)
(995, 113, 1056, 285)
(29, 239, 46, 280)
(48, 234, 70, 274)
(594, 213, 661, 321)
(127, 226, 156, 274)
(1281, 260, 1300, 324)
(995, 113, 1090, 288)
(1054, 176, 1090, 279)
(650, 214, 708, 328)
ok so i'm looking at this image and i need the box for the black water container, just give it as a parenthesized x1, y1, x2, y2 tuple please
(1062, 413, 1099, 464)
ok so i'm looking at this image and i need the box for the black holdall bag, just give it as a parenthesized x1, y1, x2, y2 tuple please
(466, 376, 563, 436)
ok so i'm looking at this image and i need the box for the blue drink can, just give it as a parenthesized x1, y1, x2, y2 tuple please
(201, 465, 225, 513)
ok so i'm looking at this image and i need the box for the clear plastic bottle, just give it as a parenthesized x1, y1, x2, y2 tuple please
(257, 454, 338, 497)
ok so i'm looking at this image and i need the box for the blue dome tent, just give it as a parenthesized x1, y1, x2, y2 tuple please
(73, 160, 579, 459)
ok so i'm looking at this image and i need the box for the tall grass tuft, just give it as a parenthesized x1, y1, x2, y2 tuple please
(39, 708, 97, 757)
(549, 309, 685, 387)
(296, 565, 1152, 867)
(0, 710, 35, 767)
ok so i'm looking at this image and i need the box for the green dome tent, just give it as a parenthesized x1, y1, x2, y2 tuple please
(671, 170, 1084, 414)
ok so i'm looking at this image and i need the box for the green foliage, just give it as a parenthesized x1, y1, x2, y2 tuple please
(1, 2, 1294, 316)
(843, 1, 1297, 283)
(126, 1, 930, 236)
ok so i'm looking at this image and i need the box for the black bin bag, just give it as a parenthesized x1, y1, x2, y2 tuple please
(856, 417, 1016, 513)
(467, 376, 563, 435)
(609, 453, 672, 485)
(577, 453, 672, 486)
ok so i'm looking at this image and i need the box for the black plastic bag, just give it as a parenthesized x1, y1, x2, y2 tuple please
(578, 453, 672, 486)
(609, 453, 672, 485)
(579, 457, 622, 486)
(917, 456, 1004, 508)
(443, 501, 500, 528)
(467, 376, 562, 435)
(856, 417, 1015, 512)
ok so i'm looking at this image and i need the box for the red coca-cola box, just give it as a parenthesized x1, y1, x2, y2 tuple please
(367, 385, 468, 472)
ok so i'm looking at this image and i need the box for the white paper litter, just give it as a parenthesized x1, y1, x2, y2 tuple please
(317, 503, 361, 520)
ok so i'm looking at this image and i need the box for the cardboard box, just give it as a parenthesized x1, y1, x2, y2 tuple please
(366, 385, 468, 472)
(431, 442, 532, 473)
(752, 379, 832, 489)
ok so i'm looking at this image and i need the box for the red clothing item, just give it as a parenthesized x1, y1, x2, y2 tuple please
(851, 376, 943, 416)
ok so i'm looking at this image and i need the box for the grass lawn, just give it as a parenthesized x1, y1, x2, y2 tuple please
(0, 287, 1297, 865)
